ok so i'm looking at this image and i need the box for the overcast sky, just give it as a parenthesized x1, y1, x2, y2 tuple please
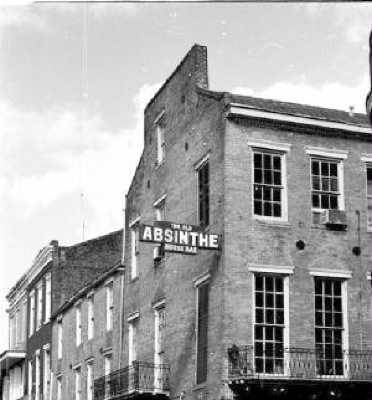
(0, 2, 371, 352)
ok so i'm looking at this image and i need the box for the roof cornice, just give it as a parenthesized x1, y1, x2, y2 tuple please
(227, 103, 372, 136)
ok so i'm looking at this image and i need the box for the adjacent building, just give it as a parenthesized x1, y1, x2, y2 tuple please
(1, 230, 122, 400)
(90, 45, 372, 400)
(367, 30, 372, 123)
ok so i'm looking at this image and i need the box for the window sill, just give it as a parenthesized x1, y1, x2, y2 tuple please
(253, 217, 291, 228)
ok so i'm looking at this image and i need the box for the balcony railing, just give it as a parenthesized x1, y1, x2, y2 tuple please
(228, 346, 372, 382)
(94, 361, 170, 400)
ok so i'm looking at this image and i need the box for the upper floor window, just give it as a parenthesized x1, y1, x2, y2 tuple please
(155, 112, 165, 165)
(87, 295, 94, 340)
(154, 195, 167, 222)
(106, 283, 114, 331)
(86, 362, 93, 400)
(311, 159, 342, 211)
(57, 375, 62, 400)
(76, 304, 82, 346)
(45, 273, 51, 323)
(36, 282, 43, 330)
(128, 314, 139, 365)
(253, 151, 286, 219)
(367, 165, 372, 231)
(129, 218, 140, 280)
(29, 290, 35, 337)
(197, 158, 210, 228)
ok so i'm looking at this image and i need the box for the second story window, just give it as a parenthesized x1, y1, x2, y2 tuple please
(253, 151, 285, 219)
(36, 282, 43, 330)
(197, 158, 210, 228)
(56, 375, 62, 400)
(196, 279, 209, 384)
(29, 290, 35, 337)
(45, 273, 51, 323)
(76, 304, 82, 346)
(128, 314, 139, 365)
(106, 283, 113, 331)
(57, 319, 63, 359)
(87, 295, 94, 340)
(86, 362, 93, 400)
(311, 159, 342, 211)
(367, 165, 372, 231)
(74, 367, 81, 400)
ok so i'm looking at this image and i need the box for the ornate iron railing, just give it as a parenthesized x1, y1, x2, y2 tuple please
(94, 361, 170, 400)
(228, 345, 372, 382)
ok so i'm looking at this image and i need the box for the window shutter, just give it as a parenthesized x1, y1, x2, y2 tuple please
(196, 283, 209, 384)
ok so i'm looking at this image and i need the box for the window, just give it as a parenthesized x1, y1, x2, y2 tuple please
(104, 354, 112, 398)
(154, 196, 166, 221)
(367, 166, 372, 230)
(74, 367, 81, 400)
(311, 159, 342, 211)
(35, 351, 40, 400)
(43, 349, 50, 400)
(76, 304, 82, 346)
(86, 362, 93, 400)
(154, 306, 166, 388)
(9, 314, 15, 348)
(130, 221, 140, 280)
(254, 275, 285, 374)
(106, 283, 113, 331)
(45, 273, 51, 323)
(57, 320, 63, 359)
(57, 376, 62, 400)
(253, 151, 285, 219)
(36, 282, 43, 330)
(28, 360, 33, 398)
(128, 318, 138, 365)
(314, 278, 345, 376)
(156, 119, 165, 165)
(29, 291, 35, 337)
(197, 159, 210, 228)
(196, 282, 209, 384)
(87, 296, 94, 340)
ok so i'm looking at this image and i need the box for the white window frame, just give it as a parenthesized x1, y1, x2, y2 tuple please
(309, 270, 350, 378)
(87, 294, 94, 340)
(195, 154, 210, 228)
(57, 319, 63, 359)
(306, 147, 347, 218)
(251, 268, 291, 377)
(75, 303, 82, 346)
(36, 282, 43, 331)
(248, 141, 290, 224)
(106, 282, 114, 331)
(129, 217, 140, 280)
(128, 312, 139, 365)
(153, 300, 166, 390)
(44, 273, 51, 323)
(86, 361, 94, 400)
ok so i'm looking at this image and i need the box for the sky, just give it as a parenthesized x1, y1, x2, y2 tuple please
(0, 2, 371, 352)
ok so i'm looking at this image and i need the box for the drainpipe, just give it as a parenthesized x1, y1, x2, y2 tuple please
(118, 194, 127, 368)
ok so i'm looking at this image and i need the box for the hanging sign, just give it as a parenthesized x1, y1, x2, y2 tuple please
(139, 221, 221, 254)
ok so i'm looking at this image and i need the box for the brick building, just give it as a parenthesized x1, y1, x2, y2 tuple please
(50, 263, 124, 400)
(1, 229, 122, 400)
(88, 44, 372, 400)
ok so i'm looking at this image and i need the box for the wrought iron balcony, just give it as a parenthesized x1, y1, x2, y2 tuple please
(94, 361, 170, 400)
(227, 345, 372, 383)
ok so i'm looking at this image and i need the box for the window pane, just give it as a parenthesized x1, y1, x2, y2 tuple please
(263, 187, 271, 201)
(273, 203, 281, 217)
(254, 153, 262, 168)
(273, 156, 281, 170)
(264, 202, 271, 216)
(254, 186, 262, 199)
(264, 170, 272, 184)
(312, 160, 319, 175)
(321, 162, 329, 176)
(256, 292, 263, 307)
(254, 169, 263, 183)
(273, 171, 281, 185)
(273, 189, 281, 202)
(312, 176, 320, 190)
(254, 201, 262, 216)
(264, 154, 271, 169)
